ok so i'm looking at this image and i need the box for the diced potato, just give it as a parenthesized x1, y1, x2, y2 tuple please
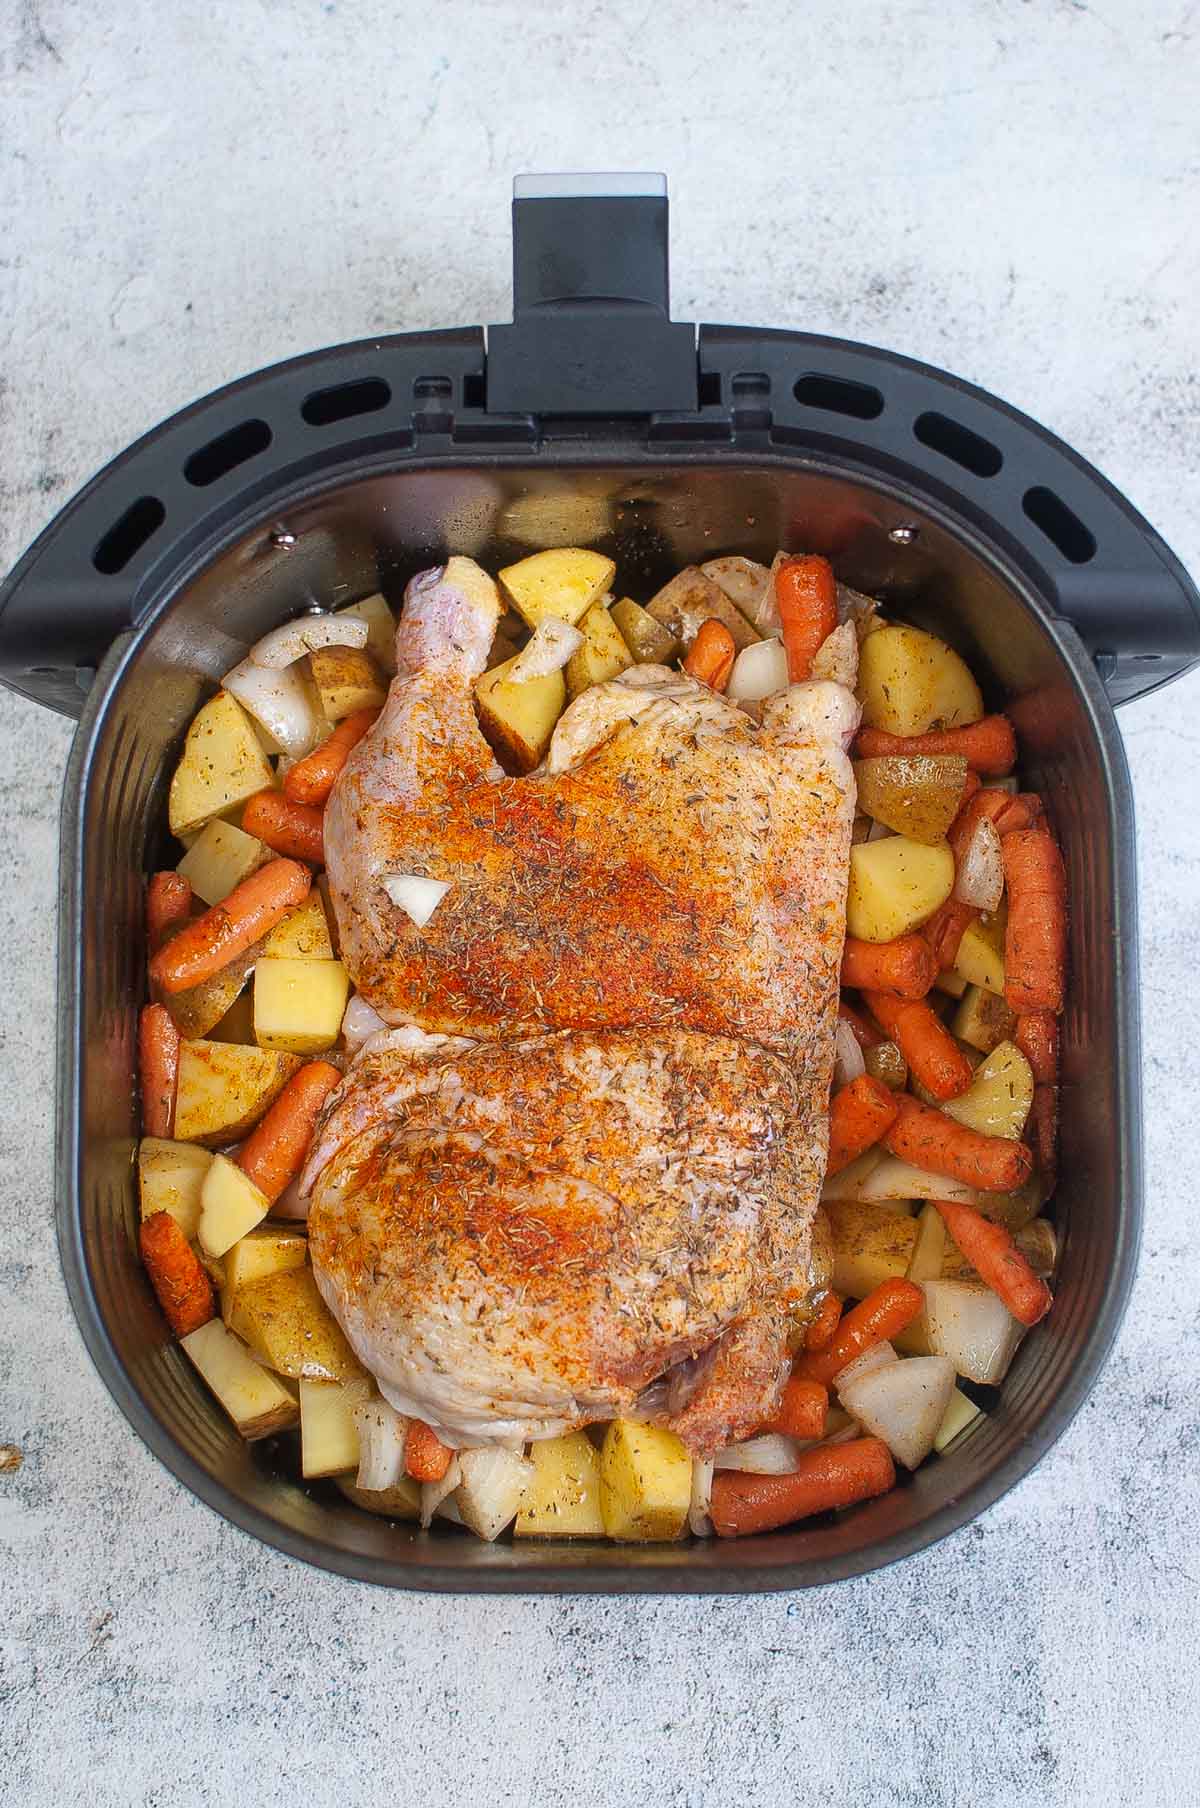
(220, 1227, 307, 1318)
(826, 1202, 918, 1300)
(894, 1201, 945, 1354)
(853, 755, 969, 845)
(474, 656, 565, 774)
(168, 691, 275, 839)
(599, 1420, 692, 1542)
(335, 1474, 422, 1519)
(499, 547, 617, 630)
(934, 1387, 983, 1454)
(857, 624, 984, 736)
(337, 592, 397, 674)
(137, 1137, 213, 1238)
(487, 613, 526, 670)
(309, 644, 388, 720)
(942, 1040, 1034, 1141)
(645, 566, 760, 652)
(846, 836, 955, 942)
(253, 957, 350, 1055)
(262, 893, 335, 961)
(226, 1266, 365, 1382)
(176, 819, 268, 906)
(974, 1174, 1047, 1233)
(565, 603, 634, 698)
(515, 1431, 606, 1538)
(174, 1039, 301, 1145)
(953, 984, 1016, 1055)
(208, 987, 256, 1045)
(197, 1153, 270, 1258)
(300, 1378, 361, 1478)
(455, 1447, 535, 1541)
(863, 1039, 907, 1090)
(609, 596, 680, 665)
(933, 968, 969, 999)
(923, 1279, 1025, 1385)
(953, 914, 1007, 994)
(1016, 1217, 1058, 1277)
(181, 1318, 299, 1440)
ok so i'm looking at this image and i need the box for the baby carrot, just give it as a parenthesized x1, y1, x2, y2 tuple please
(838, 1000, 882, 1049)
(841, 934, 937, 1000)
(683, 618, 737, 693)
(406, 1420, 453, 1483)
(922, 897, 977, 970)
(148, 858, 311, 995)
(1015, 1010, 1059, 1085)
(139, 1211, 215, 1338)
(804, 1291, 843, 1351)
(242, 789, 324, 865)
(864, 991, 975, 1101)
(793, 1278, 925, 1388)
(283, 707, 379, 806)
(711, 1437, 895, 1537)
(934, 1198, 1053, 1326)
(775, 555, 838, 682)
(146, 871, 193, 953)
(762, 1376, 829, 1441)
(883, 1094, 1033, 1193)
(1002, 829, 1067, 1014)
(854, 715, 1017, 774)
(139, 1004, 180, 1137)
(236, 1060, 341, 1204)
(827, 1074, 900, 1174)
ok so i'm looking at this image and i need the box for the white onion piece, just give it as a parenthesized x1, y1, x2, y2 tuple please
(353, 1399, 409, 1492)
(383, 873, 450, 927)
(833, 1340, 898, 1392)
(341, 993, 388, 1051)
(223, 657, 323, 757)
(713, 1433, 805, 1475)
(269, 1177, 310, 1221)
(727, 637, 789, 706)
(839, 1355, 957, 1469)
(701, 555, 771, 616)
(822, 1420, 864, 1446)
(820, 1144, 886, 1203)
(505, 616, 584, 683)
(249, 614, 368, 669)
(688, 1456, 715, 1537)
(833, 1018, 867, 1091)
(811, 621, 859, 690)
(419, 1454, 462, 1529)
(954, 815, 1004, 911)
(855, 1156, 980, 1207)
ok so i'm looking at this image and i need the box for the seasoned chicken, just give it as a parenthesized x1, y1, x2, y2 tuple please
(304, 1027, 817, 1450)
(323, 558, 858, 1056)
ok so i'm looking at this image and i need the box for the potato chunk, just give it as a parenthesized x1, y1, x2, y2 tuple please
(499, 547, 617, 630)
(515, 1431, 606, 1538)
(953, 911, 1007, 994)
(645, 566, 760, 652)
(337, 593, 397, 674)
(262, 892, 335, 961)
(825, 1202, 919, 1300)
(309, 645, 388, 720)
(853, 755, 969, 845)
(474, 655, 565, 774)
(609, 596, 680, 665)
(335, 1474, 422, 1520)
(253, 957, 350, 1054)
(138, 1137, 212, 1238)
(226, 1266, 365, 1382)
(300, 1378, 362, 1478)
(857, 625, 984, 736)
(168, 690, 275, 839)
(565, 603, 635, 698)
(599, 1420, 692, 1542)
(174, 1039, 301, 1145)
(220, 1227, 308, 1318)
(198, 1153, 270, 1258)
(181, 1319, 299, 1440)
(952, 983, 1016, 1054)
(177, 818, 268, 905)
(942, 1040, 1034, 1141)
(846, 836, 955, 942)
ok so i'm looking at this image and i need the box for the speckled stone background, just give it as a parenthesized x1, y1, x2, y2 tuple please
(1, 2, 1197, 1803)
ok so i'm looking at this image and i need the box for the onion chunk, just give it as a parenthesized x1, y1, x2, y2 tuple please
(250, 614, 369, 669)
(383, 873, 451, 928)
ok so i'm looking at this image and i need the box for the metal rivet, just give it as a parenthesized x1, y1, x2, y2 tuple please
(889, 524, 920, 546)
(269, 527, 297, 549)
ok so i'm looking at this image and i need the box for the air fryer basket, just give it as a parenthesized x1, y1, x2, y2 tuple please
(5, 179, 1199, 1590)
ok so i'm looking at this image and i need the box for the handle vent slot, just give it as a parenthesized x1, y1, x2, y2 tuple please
(914, 411, 1003, 478)
(793, 373, 884, 420)
(184, 419, 272, 488)
(92, 496, 166, 574)
(301, 378, 391, 426)
(1023, 486, 1096, 564)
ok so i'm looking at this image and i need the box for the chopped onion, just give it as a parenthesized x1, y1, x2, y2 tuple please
(506, 616, 584, 683)
(383, 873, 450, 928)
(833, 1340, 898, 1392)
(419, 1454, 462, 1529)
(688, 1456, 715, 1537)
(342, 993, 388, 1051)
(855, 1155, 980, 1207)
(353, 1399, 409, 1492)
(811, 621, 859, 690)
(954, 815, 1004, 911)
(713, 1433, 805, 1474)
(727, 637, 789, 707)
(839, 1355, 956, 1469)
(223, 657, 323, 757)
(833, 1018, 866, 1091)
(249, 613, 369, 669)
(701, 555, 772, 616)
(820, 1144, 886, 1203)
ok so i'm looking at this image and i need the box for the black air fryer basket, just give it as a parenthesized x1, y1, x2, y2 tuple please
(2, 176, 1197, 1592)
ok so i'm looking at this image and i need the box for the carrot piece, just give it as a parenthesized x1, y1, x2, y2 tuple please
(803, 1290, 843, 1351)
(864, 991, 975, 1101)
(148, 858, 311, 995)
(146, 871, 193, 953)
(883, 1094, 1033, 1193)
(139, 1004, 180, 1137)
(841, 934, 937, 1000)
(838, 1000, 882, 1049)
(934, 1198, 1053, 1327)
(283, 707, 380, 806)
(241, 789, 325, 865)
(793, 1278, 925, 1388)
(922, 897, 977, 969)
(711, 1436, 895, 1536)
(854, 714, 1017, 774)
(236, 1060, 342, 1205)
(1015, 1011, 1059, 1085)
(827, 1074, 900, 1175)
(683, 618, 737, 693)
(775, 555, 838, 682)
(138, 1211, 215, 1338)
(405, 1420, 452, 1483)
(762, 1375, 829, 1441)
(1002, 829, 1067, 1014)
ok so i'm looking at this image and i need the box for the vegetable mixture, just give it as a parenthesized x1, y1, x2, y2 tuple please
(137, 549, 1064, 1543)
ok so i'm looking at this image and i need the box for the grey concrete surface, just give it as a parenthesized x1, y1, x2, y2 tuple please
(1, 2, 1198, 1803)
